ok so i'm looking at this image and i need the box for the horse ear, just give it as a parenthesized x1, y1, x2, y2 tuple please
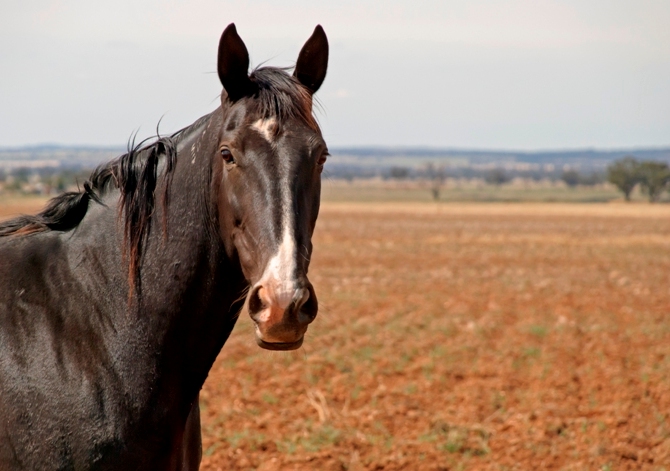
(218, 23, 257, 102)
(294, 25, 329, 94)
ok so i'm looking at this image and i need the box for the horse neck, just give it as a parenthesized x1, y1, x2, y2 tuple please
(66, 110, 245, 419)
(132, 110, 246, 401)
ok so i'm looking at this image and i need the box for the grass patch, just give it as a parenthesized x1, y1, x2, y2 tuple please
(427, 422, 491, 457)
(223, 430, 267, 449)
(262, 392, 279, 405)
(277, 425, 343, 454)
(528, 325, 549, 338)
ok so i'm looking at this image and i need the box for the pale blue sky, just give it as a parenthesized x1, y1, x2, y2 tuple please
(1, 0, 668, 149)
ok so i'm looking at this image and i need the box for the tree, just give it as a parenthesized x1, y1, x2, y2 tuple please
(607, 157, 639, 201)
(579, 172, 605, 186)
(561, 169, 580, 187)
(390, 166, 410, 179)
(426, 163, 446, 201)
(485, 168, 510, 186)
(638, 161, 670, 202)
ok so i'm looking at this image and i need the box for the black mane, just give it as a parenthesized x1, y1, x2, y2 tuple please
(0, 138, 178, 236)
(0, 116, 211, 288)
(248, 66, 317, 130)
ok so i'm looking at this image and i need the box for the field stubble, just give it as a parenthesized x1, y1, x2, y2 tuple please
(200, 202, 670, 471)
(1, 198, 669, 470)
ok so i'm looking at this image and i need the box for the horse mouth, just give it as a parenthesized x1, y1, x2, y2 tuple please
(255, 336, 304, 351)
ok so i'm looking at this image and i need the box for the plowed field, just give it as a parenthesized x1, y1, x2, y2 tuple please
(200, 202, 670, 471)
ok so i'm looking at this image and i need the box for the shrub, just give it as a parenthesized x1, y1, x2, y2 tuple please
(638, 161, 670, 202)
(607, 157, 639, 201)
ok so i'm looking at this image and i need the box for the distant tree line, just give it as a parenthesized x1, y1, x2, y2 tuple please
(385, 165, 607, 185)
(0, 167, 91, 195)
(385, 164, 610, 201)
(607, 156, 670, 202)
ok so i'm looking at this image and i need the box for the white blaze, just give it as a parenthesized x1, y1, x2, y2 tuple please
(262, 223, 297, 310)
(256, 120, 297, 311)
(252, 118, 277, 143)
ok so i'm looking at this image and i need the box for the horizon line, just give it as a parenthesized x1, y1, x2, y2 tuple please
(2, 143, 670, 154)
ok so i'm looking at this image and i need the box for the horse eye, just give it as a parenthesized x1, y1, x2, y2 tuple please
(220, 148, 235, 164)
(317, 153, 328, 166)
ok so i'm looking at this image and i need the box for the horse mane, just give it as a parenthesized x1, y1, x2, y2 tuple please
(0, 118, 207, 290)
(248, 66, 318, 131)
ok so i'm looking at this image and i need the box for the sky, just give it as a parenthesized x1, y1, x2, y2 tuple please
(1, 0, 669, 150)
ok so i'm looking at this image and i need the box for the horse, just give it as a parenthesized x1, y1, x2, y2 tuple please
(0, 23, 329, 470)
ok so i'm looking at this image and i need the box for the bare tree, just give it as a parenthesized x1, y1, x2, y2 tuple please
(426, 163, 446, 201)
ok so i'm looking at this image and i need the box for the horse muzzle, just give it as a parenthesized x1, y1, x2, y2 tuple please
(247, 278, 318, 350)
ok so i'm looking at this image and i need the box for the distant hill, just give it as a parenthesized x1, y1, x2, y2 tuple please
(1, 144, 669, 177)
(330, 146, 670, 167)
(327, 147, 670, 178)
(0, 145, 123, 170)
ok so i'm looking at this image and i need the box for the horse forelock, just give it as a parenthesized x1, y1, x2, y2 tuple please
(245, 67, 318, 132)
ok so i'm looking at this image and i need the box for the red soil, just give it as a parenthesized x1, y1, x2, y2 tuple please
(200, 202, 670, 470)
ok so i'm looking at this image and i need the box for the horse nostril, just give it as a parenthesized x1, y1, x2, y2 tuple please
(293, 287, 310, 310)
(297, 285, 318, 325)
(248, 285, 266, 318)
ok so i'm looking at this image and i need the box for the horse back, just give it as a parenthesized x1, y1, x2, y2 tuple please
(0, 232, 127, 470)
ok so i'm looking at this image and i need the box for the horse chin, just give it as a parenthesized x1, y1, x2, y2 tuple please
(255, 336, 304, 351)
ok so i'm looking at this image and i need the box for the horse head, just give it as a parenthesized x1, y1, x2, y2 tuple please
(214, 24, 329, 351)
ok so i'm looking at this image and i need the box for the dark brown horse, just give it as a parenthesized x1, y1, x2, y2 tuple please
(0, 23, 328, 470)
